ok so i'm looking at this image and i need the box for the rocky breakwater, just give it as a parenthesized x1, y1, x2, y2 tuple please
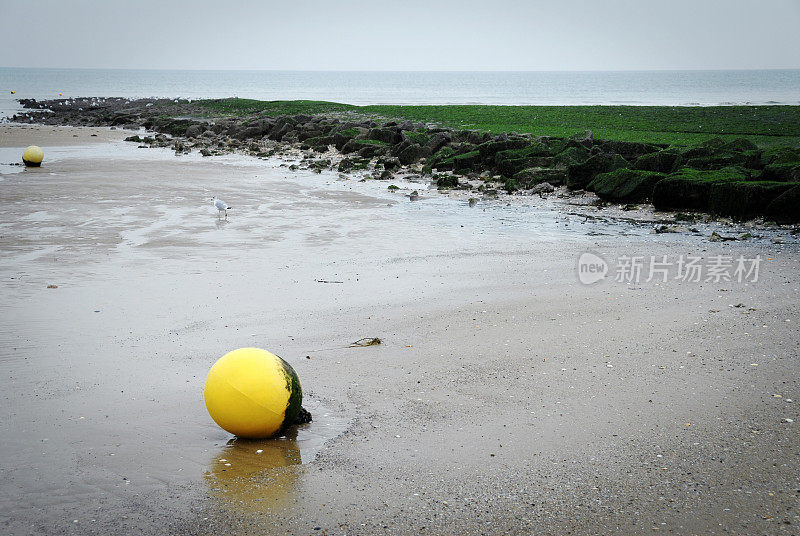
(11, 97, 800, 223)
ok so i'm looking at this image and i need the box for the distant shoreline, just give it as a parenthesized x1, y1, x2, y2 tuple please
(3, 67, 799, 108)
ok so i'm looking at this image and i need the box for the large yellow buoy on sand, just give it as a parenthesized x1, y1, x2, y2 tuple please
(204, 348, 303, 439)
(22, 145, 44, 167)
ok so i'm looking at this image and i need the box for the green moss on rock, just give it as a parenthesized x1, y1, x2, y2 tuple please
(436, 175, 459, 189)
(587, 168, 666, 202)
(652, 166, 750, 211)
(632, 148, 682, 173)
(452, 150, 481, 169)
(504, 177, 519, 192)
(760, 147, 800, 166)
(708, 181, 794, 219)
(551, 145, 592, 168)
(513, 167, 568, 187)
(765, 185, 800, 223)
(566, 153, 628, 190)
(762, 162, 800, 182)
(494, 142, 550, 163)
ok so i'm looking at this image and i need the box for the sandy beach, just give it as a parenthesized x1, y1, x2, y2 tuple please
(1, 125, 798, 535)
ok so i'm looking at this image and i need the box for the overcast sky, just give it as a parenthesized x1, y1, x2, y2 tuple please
(1, 0, 798, 71)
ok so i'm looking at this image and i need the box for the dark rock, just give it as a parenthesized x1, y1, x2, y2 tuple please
(632, 149, 682, 173)
(504, 177, 520, 193)
(477, 138, 529, 160)
(512, 167, 568, 187)
(652, 166, 750, 211)
(340, 140, 361, 154)
(429, 147, 457, 170)
(269, 123, 292, 141)
(426, 132, 452, 154)
(709, 181, 795, 219)
(569, 130, 594, 148)
(337, 157, 369, 172)
(298, 129, 323, 141)
(530, 182, 555, 195)
(494, 144, 553, 177)
(762, 163, 800, 182)
(723, 137, 759, 153)
(566, 153, 629, 189)
(281, 129, 299, 143)
(451, 150, 481, 172)
(357, 144, 388, 158)
(436, 175, 459, 189)
(586, 168, 666, 202)
(765, 185, 800, 223)
(369, 127, 401, 145)
(598, 140, 660, 161)
(761, 147, 800, 166)
(235, 125, 264, 140)
(551, 145, 592, 168)
(379, 156, 402, 170)
(397, 143, 428, 165)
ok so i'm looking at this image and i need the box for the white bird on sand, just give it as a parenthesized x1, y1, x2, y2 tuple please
(211, 196, 231, 219)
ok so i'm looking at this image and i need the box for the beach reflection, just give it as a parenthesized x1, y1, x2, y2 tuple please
(204, 429, 302, 512)
(204, 403, 350, 514)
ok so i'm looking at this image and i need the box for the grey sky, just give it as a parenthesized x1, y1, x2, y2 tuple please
(1, 0, 798, 71)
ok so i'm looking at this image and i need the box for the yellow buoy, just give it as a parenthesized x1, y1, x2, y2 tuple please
(10, 90, 14, 94)
(58, 93, 63, 96)
(204, 348, 303, 439)
(22, 145, 44, 167)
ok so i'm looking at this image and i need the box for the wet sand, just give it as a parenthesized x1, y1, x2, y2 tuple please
(0, 125, 798, 535)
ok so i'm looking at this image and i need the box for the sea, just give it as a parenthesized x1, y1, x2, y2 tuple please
(1, 68, 799, 119)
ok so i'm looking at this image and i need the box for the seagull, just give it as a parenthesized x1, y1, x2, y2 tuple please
(211, 196, 231, 219)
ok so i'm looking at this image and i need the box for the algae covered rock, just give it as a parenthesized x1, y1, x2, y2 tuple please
(598, 140, 660, 161)
(504, 177, 520, 193)
(587, 168, 666, 202)
(397, 143, 428, 165)
(765, 185, 800, 223)
(722, 137, 759, 153)
(494, 142, 552, 177)
(425, 132, 452, 154)
(513, 167, 568, 187)
(551, 145, 592, 168)
(477, 138, 529, 159)
(652, 166, 750, 211)
(436, 175, 459, 189)
(451, 150, 482, 172)
(762, 162, 800, 182)
(632, 148, 682, 173)
(566, 153, 628, 190)
(708, 181, 794, 219)
(760, 146, 800, 167)
(568, 129, 594, 148)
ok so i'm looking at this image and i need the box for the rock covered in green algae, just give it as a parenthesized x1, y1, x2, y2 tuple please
(587, 168, 667, 203)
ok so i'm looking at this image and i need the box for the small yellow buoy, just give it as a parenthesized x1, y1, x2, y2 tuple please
(59, 93, 63, 96)
(10, 90, 14, 94)
(204, 348, 303, 439)
(22, 146, 44, 167)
